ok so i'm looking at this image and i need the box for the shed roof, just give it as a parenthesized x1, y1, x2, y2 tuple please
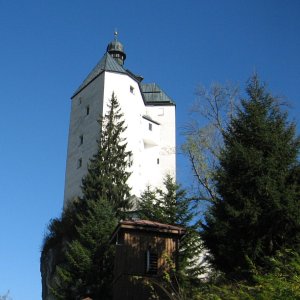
(111, 219, 186, 243)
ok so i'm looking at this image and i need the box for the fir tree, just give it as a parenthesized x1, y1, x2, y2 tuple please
(138, 175, 205, 282)
(81, 92, 132, 215)
(44, 93, 132, 299)
(51, 198, 117, 299)
(138, 175, 193, 227)
(137, 186, 163, 221)
(202, 75, 300, 278)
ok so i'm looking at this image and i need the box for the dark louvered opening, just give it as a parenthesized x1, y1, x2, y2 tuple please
(145, 250, 158, 275)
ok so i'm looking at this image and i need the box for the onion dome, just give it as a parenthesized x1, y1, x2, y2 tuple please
(106, 31, 126, 66)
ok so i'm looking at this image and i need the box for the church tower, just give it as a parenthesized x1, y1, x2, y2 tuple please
(63, 34, 176, 207)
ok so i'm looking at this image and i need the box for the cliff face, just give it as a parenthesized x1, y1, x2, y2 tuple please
(41, 246, 59, 300)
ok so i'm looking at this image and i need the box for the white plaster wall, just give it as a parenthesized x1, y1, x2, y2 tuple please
(142, 118, 160, 146)
(103, 72, 176, 195)
(64, 69, 176, 207)
(63, 74, 105, 206)
(146, 105, 176, 183)
(102, 72, 146, 197)
(142, 143, 161, 188)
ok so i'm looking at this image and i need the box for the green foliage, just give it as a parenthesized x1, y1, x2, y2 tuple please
(42, 93, 132, 299)
(134, 250, 300, 299)
(42, 200, 77, 255)
(202, 75, 300, 278)
(137, 186, 163, 222)
(50, 198, 117, 299)
(134, 253, 190, 300)
(81, 92, 132, 216)
(252, 251, 300, 300)
(190, 250, 300, 300)
(138, 175, 193, 225)
(138, 175, 205, 283)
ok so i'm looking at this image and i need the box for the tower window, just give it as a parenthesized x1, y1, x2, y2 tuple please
(86, 106, 90, 115)
(130, 85, 134, 94)
(78, 97, 82, 105)
(77, 158, 82, 169)
(149, 123, 152, 131)
(157, 158, 160, 165)
(79, 135, 83, 145)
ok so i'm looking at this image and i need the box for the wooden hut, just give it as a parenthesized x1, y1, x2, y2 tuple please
(110, 219, 186, 300)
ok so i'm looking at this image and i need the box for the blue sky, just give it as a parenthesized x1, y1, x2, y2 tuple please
(0, 1, 299, 299)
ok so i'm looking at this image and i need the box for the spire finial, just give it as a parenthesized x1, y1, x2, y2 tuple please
(107, 30, 126, 66)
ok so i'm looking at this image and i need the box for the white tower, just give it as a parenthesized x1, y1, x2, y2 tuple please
(63, 34, 176, 207)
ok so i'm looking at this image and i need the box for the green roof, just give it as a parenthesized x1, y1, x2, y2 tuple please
(72, 52, 127, 98)
(72, 53, 175, 107)
(141, 83, 175, 105)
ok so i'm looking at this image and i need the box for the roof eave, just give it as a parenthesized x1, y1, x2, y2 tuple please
(145, 101, 176, 106)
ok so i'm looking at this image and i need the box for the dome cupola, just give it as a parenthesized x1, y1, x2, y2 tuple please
(106, 31, 126, 66)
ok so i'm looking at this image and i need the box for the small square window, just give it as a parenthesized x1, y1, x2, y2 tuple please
(149, 123, 152, 131)
(77, 158, 82, 169)
(79, 135, 83, 145)
(86, 106, 90, 115)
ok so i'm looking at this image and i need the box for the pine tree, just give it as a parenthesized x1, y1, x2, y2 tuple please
(138, 175, 193, 226)
(138, 175, 205, 282)
(202, 75, 300, 278)
(45, 93, 132, 299)
(81, 92, 132, 215)
(51, 198, 117, 299)
(137, 186, 163, 221)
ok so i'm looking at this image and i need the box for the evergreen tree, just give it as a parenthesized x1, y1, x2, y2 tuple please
(138, 175, 205, 282)
(202, 75, 300, 278)
(51, 198, 117, 299)
(138, 175, 193, 227)
(137, 186, 163, 221)
(44, 93, 132, 299)
(81, 92, 132, 215)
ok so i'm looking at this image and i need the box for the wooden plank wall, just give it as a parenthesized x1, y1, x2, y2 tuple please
(113, 229, 178, 300)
